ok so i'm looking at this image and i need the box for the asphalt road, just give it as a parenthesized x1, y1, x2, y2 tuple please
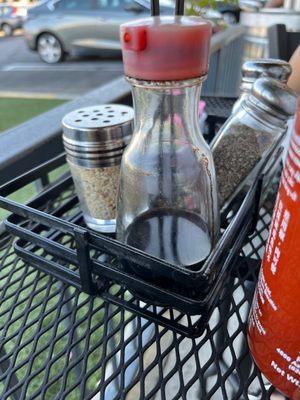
(0, 35, 124, 99)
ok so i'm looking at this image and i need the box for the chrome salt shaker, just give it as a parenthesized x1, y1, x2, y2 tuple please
(62, 104, 134, 233)
(232, 59, 292, 114)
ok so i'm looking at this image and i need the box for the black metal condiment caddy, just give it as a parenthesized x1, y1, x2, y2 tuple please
(0, 125, 279, 338)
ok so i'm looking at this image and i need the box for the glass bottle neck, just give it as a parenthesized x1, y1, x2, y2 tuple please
(128, 77, 205, 140)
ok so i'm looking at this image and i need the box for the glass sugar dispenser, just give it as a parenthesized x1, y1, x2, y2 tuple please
(117, 16, 220, 274)
(232, 58, 292, 114)
(62, 105, 134, 233)
(212, 77, 297, 208)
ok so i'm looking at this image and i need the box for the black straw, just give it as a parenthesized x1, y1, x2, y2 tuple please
(151, 0, 160, 16)
(175, 0, 185, 15)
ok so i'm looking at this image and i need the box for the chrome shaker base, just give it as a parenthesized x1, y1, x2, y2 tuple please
(84, 215, 116, 234)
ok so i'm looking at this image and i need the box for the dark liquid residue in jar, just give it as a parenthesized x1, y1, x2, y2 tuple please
(125, 208, 211, 268)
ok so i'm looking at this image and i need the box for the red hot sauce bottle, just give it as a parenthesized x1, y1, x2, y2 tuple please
(248, 101, 300, 400)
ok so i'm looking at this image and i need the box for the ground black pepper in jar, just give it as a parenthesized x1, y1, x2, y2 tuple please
(212, 78, 297, 207)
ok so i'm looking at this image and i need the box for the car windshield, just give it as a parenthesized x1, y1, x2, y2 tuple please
(1, 6, 14, 16)
(53, 0, 143, 10)
(135, 0, 174, 8)
(97, 0, 150, 10)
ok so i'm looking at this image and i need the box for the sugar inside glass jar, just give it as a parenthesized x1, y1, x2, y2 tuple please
(62, 104, 134, 233)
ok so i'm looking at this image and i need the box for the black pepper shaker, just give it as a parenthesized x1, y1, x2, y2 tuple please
(212, 78, 297, 208)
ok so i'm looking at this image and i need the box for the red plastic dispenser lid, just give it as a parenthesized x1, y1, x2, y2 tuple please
(120, 16, 212, 81)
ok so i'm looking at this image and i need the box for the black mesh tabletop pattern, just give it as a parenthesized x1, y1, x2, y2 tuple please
(0, 180, 286, 400)
(203, 96, 237, 120)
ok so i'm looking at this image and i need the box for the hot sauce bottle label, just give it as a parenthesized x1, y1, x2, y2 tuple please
(248, 109, 300, 400)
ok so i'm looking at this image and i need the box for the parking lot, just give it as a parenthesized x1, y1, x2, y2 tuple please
(0, 34, 124, 99)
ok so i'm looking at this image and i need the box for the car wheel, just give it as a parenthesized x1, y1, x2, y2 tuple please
(2, 23, 13, 37)
(37, 33, 65, 64)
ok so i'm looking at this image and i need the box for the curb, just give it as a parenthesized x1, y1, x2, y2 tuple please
(0, 91, 74, 100)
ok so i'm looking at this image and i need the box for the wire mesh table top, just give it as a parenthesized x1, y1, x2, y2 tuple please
(0, 177, 284, 400)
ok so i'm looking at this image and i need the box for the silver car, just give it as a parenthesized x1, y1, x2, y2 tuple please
(0, 5, 25, 36)
(24, 0, 172, 63)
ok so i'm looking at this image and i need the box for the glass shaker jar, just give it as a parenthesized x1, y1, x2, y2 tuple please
(117, 16, 219, 271)
(212, 78, 297, 207)
(232, 59, 292, 114)
(62, 105, 134, 233)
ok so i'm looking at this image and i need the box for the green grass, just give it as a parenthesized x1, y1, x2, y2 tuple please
(0, 97, 67, 220)
(0, 97, 66, 132)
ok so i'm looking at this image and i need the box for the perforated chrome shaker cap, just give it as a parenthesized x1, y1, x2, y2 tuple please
(62, 104, 134, 168)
